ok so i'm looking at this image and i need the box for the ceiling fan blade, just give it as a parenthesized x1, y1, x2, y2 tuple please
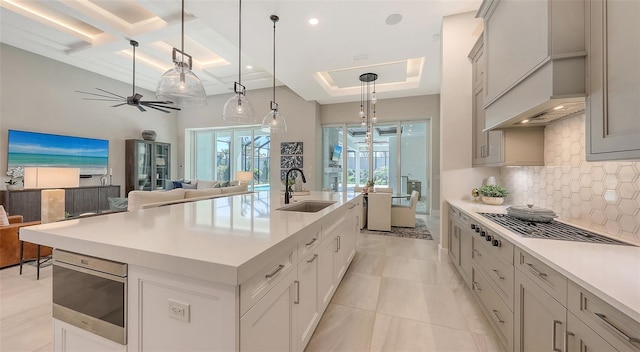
(144, 104, 171, 113)
(76, 90, 125, 100)
(143, 102, 181, 111)
(137, 104, 146, 112)
(143, 100, 174, 104)
(96, 88, 127, 99)
(81, 98, 123, 102)
(111, 103, 127, 107)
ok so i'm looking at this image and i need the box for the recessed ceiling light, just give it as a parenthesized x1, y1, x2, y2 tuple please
(246, 65, 253, 69)
(553, 105, 565, 110)
(386, 14, 402, 25)
(308, 18, 319, 26)
(521, 119, 530, 124)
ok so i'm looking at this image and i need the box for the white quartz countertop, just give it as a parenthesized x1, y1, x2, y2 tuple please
(448, 199, 640, 324)
(20, 191, 360, 285)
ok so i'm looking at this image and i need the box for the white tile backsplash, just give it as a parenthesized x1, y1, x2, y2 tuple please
(501, 114, 640, 245)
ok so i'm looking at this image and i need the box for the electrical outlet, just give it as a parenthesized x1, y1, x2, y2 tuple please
(168, 299, 190, 322)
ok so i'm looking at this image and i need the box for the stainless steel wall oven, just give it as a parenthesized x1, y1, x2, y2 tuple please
(52, 249, 127, 344)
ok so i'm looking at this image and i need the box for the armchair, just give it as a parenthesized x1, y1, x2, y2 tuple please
(391, 190, 419, 228)
(0, 216, 50, 270)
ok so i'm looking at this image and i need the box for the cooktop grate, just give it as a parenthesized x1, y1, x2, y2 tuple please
(479, 213, 633, 246)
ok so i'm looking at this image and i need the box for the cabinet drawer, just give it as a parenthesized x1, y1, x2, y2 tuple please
(472, 267, 513, 351)
(568, 281, 640, 352)
(516, 248, 567, 306)
(298, 224, 321, 263)
(470, 224, 514, 264)
(240, 246, 297, 316)
(472, 237, 514, 309)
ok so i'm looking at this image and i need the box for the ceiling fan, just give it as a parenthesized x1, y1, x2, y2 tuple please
(76, 40, 180, 113)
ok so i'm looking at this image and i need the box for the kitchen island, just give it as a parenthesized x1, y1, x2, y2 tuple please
(21, 191, 363, 352)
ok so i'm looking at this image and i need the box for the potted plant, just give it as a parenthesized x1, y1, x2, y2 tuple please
(477, 184, 509, 205)
(5, 166, 24, 191)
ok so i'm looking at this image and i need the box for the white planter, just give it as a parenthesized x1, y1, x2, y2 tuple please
(481, 196, 504, 205)
(6, 184, 23, 191)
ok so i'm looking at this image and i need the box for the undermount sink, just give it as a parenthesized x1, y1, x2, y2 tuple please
(277, 200, 336, 213)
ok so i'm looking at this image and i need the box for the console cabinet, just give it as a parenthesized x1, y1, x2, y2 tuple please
(0, 186, 120, 222)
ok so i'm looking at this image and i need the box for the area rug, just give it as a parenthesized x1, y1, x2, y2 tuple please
(361, 218, 432, 240)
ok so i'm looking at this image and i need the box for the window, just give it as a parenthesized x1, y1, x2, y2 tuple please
(190, 127, 270, 188)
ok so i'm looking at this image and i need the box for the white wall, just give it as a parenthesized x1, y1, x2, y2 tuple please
(0, 44, 179, 196)
(176, 86, 321, 191)
(439, 13, 499, 252)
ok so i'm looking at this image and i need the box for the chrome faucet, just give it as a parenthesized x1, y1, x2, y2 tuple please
(284, 168, 306, 204)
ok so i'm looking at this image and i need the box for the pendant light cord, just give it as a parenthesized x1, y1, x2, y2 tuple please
(272, 16, 276, 105)
(132, 41, 136, 97)
(238, 0, 242, 87)
(181, 0, 185, 56)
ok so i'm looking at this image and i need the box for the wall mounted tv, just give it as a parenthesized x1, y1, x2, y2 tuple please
(7, 130, 109, 176)
(331, 145, 343, 162)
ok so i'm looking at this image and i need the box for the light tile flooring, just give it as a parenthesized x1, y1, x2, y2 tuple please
(0, 215, 504, 352)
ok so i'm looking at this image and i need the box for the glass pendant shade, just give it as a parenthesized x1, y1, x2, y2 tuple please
(222, 92, 255, 123)
(261, 109, 287, 133)
(156, 64, 206, 106)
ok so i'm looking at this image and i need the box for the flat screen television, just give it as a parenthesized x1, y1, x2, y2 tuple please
(7, 130, 109, 175)
(331, 145, 342, 162)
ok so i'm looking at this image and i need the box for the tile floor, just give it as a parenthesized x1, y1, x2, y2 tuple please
(304, 215, 505, 352)
(0, 215, 505, 352)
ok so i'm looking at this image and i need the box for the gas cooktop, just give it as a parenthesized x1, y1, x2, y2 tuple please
(479, 213, 633, 246)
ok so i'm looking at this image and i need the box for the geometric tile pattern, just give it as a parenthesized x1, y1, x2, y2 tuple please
(501, 114, 640, 245)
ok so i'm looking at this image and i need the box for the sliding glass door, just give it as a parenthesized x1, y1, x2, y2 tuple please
(322, 121, 430, 214)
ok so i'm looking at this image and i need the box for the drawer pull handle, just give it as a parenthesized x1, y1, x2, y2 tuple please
(595, 313, 640, 344)
(294, 280, 300, 304)
(526, 263, 547, 277)
(335, 237, 340, 252)
(492, 269, 505, 280)
(265, 264, 285, 278)
(348, 204, 357, 209)
(491, 309, 504, 323)
(472, 281, 482, 291)
(473, 249, 482, 257)
(307, 254, 319, 263)
(305, 238, 317, 246)
(552, 320, 562, 352)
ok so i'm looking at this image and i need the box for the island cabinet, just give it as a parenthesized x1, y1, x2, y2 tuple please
(585, 0, 640, 161)
(121, 198, 361, 352)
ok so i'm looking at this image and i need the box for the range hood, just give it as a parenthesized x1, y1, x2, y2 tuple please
(485, 96, 585, 130)
(483, 57, 586, 131)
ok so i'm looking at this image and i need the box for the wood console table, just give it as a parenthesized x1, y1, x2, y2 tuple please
(0, 185, 120, 222)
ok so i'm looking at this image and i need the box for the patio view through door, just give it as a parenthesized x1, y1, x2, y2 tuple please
(322, 121, 430, 214)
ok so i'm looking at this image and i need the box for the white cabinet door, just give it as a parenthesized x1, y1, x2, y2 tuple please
(295, 250, 320, 352)
(318, 232, 338, 312)
(240, 269, 296, 352)
(586, 0, 640, 160)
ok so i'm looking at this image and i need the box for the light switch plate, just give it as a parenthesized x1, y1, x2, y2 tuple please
(168, 299, 190, 322)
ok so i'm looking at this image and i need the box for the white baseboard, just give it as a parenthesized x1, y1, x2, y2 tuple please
(438, 244, 450, 262)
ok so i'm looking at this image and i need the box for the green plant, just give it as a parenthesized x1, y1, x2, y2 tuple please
(478, 184, 509, 198)
(366, 179, 375, 188)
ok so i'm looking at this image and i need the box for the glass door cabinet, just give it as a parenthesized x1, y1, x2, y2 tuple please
(125, 139, 171, 194)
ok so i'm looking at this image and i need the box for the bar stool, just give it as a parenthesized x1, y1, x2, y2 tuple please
(19, 239, 52, 280)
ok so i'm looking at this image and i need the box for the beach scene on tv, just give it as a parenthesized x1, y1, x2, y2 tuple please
(7, 130, 109, 175)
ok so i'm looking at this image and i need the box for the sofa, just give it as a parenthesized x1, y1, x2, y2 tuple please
(127, 181, 250, 211)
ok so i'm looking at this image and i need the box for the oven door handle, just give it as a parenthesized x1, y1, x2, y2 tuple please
(54, 261, 127, 283)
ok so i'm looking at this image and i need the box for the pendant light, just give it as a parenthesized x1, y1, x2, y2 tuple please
(261, 15, 287, 133)
(359, 73, 378, 145)
(156, 0, 207, 107)
(222, 0, 255, 123)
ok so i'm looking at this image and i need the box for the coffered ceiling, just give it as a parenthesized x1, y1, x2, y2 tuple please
(0, 0, 481, 105)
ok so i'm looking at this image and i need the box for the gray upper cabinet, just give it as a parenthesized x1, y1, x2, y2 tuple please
(585, 0, 640, 161)
(478, 0, 586, 130)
